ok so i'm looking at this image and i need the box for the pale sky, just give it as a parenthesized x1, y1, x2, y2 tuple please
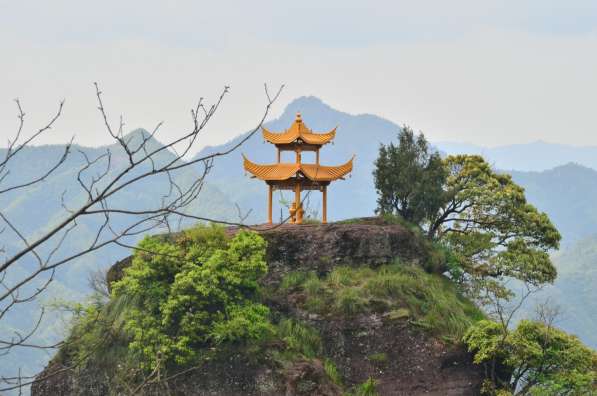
(1, 0, 597, 152)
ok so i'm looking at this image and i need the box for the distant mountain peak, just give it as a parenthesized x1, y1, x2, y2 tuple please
(112, 128, 164, 152)
(549, 162, 594, 173)
(278, 96, 339, 122)
(284, 95, 328, 109)
(122, 128, 152, 142)
(269, 96, 377, 134)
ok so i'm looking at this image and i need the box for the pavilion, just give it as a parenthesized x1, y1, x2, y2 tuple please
(243, 113, 354, 224)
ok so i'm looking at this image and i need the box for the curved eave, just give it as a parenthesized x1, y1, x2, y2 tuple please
(243, 155, 355, 182)
(301, 128, 336, 145)
(243, 155, 299, 181)
(262, 127, 297, 145)
(301, 156, 355, 182)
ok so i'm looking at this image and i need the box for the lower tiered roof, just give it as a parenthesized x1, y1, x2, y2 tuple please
(243, 155, 354, 182)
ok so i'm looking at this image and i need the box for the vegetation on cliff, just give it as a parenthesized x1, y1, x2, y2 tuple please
(37, 217, 597, 395)
(374, 129, 596, 395)
(276, 262, 483, 342)
(37, 221, 486, 395)
(55, 226, 275, 389)
(465, 319, 597, 395)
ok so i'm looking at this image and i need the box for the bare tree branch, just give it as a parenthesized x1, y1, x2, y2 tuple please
(0, 82, 285, 390)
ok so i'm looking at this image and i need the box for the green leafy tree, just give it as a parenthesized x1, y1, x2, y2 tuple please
(111, 225, 273, 369)
(464, 319, 597, 395)
(373, 126, 446, 224)
(374, 134, 561, 291)
(429, 155, 561, 290)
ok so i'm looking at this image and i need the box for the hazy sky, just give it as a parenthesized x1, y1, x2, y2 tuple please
(1, 0, 597, 152)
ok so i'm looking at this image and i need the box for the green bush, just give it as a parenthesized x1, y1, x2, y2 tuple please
(280, 271, 312, 291)
(303, 274, 324, 295)
(210, 303, 274, 345)
(110, 225, 270, 369)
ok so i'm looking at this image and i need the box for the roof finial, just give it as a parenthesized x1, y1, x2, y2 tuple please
(295, 112, 302, 123)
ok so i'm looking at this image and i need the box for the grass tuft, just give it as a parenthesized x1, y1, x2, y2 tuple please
(278, 261, 483, 341)
(334, 288, 367, 316)
(276, 319, 322, 359)
(367, 352, 388, 363)
(353, 377, 379, 396)
(323, 358, 342, 385)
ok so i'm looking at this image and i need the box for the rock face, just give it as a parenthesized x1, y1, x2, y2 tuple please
(316, 314, 482, 395)
(33, 220, 483, 396)
(106, 219, 434, 289)
(259, 220, 433, 280)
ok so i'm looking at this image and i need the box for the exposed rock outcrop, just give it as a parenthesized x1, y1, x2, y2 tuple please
(107, 218, 434, 289)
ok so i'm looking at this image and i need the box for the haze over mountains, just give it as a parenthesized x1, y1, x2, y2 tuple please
(3, 95, 597, 381)
(437, 141, 597, 172)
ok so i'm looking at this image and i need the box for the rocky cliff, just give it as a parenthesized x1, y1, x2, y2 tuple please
(32, 219, 484, 396)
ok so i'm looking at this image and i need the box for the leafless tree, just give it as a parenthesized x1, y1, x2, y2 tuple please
(480, 280, 541, 332)
(87, 268, 110, 301)
(533, 297, 562, 330)
(0, 82, 283, 391)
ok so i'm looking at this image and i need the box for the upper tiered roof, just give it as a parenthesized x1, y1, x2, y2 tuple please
(262, 113, 336, 146)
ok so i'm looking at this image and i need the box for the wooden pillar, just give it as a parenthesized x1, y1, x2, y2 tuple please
(295, 182, 302, 224)
(295, 148, 301, 164)
(277, 148, 280, 163)
(316, 149, 320, 165)
(322, 185, 327, 224)
(267, 184, 273, 224)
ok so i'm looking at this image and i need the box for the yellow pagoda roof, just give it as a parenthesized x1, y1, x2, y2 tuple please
(243, 155, 354, 182)
(262, 112, 336, 145)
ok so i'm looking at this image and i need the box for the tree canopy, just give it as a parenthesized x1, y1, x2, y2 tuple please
(431, 155, 561, 288)
(464, 319, 597, 395)
(373, 126, 446, 224)
(373, 133, 561, 291)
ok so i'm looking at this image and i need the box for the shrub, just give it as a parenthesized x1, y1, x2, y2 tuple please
(111, 225, 270, 369)
(210, 303, 274, 345)
(280, 271, 311, 291)
(303, 275, 324, 295)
